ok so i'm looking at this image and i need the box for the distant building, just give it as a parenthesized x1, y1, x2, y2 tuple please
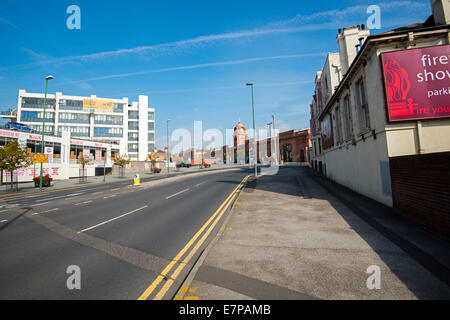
(224, 121, 311, 164)
(1, 90, 155, 161)
(309, 0, 450, 235)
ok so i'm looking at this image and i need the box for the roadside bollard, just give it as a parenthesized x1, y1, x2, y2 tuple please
(133, 173, 140, 186)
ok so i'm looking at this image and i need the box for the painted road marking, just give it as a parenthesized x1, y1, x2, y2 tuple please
(42, 208, 59, 214)
(195, 181, 207, 187)
(166, 188, 190, 199)
(153, 175, 249, 300)
(32, 208, 59, 215)
(0, 219, 7, 223)
(77, 205, 148, 234)
(36, 192, 85, 202)
(111, 188, 120, 191)
(138, 174, 250, 300)
(74, 200, 93, 206)
(24, 194, 44, 199)
(31, 201, 51, 207)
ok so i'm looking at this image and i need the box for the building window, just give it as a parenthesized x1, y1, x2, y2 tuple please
(94, 127, 122, 137)
(128, 110, 139, 119)
(59, 99, 83, 110)
(128, 132, 138, 141)
(148, 122, 154, 131)
(355, 79, 370, 132)
(343, 95, 353, 140)
(113, 103, 123, 113)
(21, 111, 54, 122)
(94, 114, 123, 125)
(128, 122, 139, 130)
(148, 112, 154, 120)
(59, 112, 89, 124)
(22, 97, 55, 109)
(58, 126, 89, 137)
(333, 106, 343, 145)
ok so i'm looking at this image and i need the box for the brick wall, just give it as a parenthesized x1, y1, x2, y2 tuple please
(389, 151, 450, 236)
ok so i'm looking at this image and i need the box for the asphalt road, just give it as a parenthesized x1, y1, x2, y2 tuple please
(0, 168, 250, 299)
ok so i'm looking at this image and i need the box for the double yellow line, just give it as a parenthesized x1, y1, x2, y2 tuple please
(137, 174, 250, 300)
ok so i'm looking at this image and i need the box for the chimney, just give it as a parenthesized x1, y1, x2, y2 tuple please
(336, 26, 370, 74)
(430, 0, 450, 25)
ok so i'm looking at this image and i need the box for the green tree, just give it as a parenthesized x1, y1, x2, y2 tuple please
(77, 154, 93, 182)
(0, 140, 33, 190)
(113, 154, 131, 177)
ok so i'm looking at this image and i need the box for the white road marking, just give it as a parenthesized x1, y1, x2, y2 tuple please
(77, 205, 148, 234)
(166, 188, 190, 199)
(0, 219, 7, 223)
(31, 201, 50, 207)
(35, 192, 85, 202)
(0, 209, 8, 213)
(32, 208, 59, 215)
(24, 194, 43, 199)
(195, 181, 207, 187)
(92, 191, 103, 195)
(74, 200, 93, 206)
(111, 188, 120, 191)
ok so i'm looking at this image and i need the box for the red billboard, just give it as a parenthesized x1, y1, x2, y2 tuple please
(321, 114, 333, 149)
(381, 44, 450, 122)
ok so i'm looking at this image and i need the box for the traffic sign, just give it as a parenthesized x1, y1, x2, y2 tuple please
(150, 152, 156, 161)
(33, 154, 48, 163)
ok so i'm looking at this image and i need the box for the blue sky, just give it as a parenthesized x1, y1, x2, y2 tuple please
(0, 0, 431, 148)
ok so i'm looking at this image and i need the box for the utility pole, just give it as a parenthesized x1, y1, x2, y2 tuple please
(39, 75, 53, 191)
(272, 114, 278, 165)
(166, 119, 171, 174)
(246, 83, 257, 177)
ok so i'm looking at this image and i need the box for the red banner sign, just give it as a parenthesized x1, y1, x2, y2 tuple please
(321, 114, 333, 149)
(381, 44, 450, 122)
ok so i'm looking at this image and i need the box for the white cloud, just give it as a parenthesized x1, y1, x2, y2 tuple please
(63, 54, 324, 85)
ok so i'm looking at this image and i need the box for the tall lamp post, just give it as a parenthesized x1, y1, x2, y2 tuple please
(267, 122, 272, 163)
(246, 83, 257, 177)
(166, 119, 171, 174)
(272, 114, 278, 165)
(39, 75, 53, 191)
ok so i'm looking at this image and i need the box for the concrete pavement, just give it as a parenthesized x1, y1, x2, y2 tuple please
(178, 164, 450, 300)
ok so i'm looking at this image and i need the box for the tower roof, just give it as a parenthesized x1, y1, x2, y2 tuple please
(234, 121, 246, 131)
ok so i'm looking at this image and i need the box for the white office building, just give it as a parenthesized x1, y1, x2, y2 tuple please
(2, 90, 155, 161)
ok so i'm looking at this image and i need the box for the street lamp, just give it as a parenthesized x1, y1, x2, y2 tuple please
(267, 122, 272, 139)
(246, 83, 257, 177)
(272, 114, 278, 165)
(39, 75, 53, 191)
(166, 119, 171, 174)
